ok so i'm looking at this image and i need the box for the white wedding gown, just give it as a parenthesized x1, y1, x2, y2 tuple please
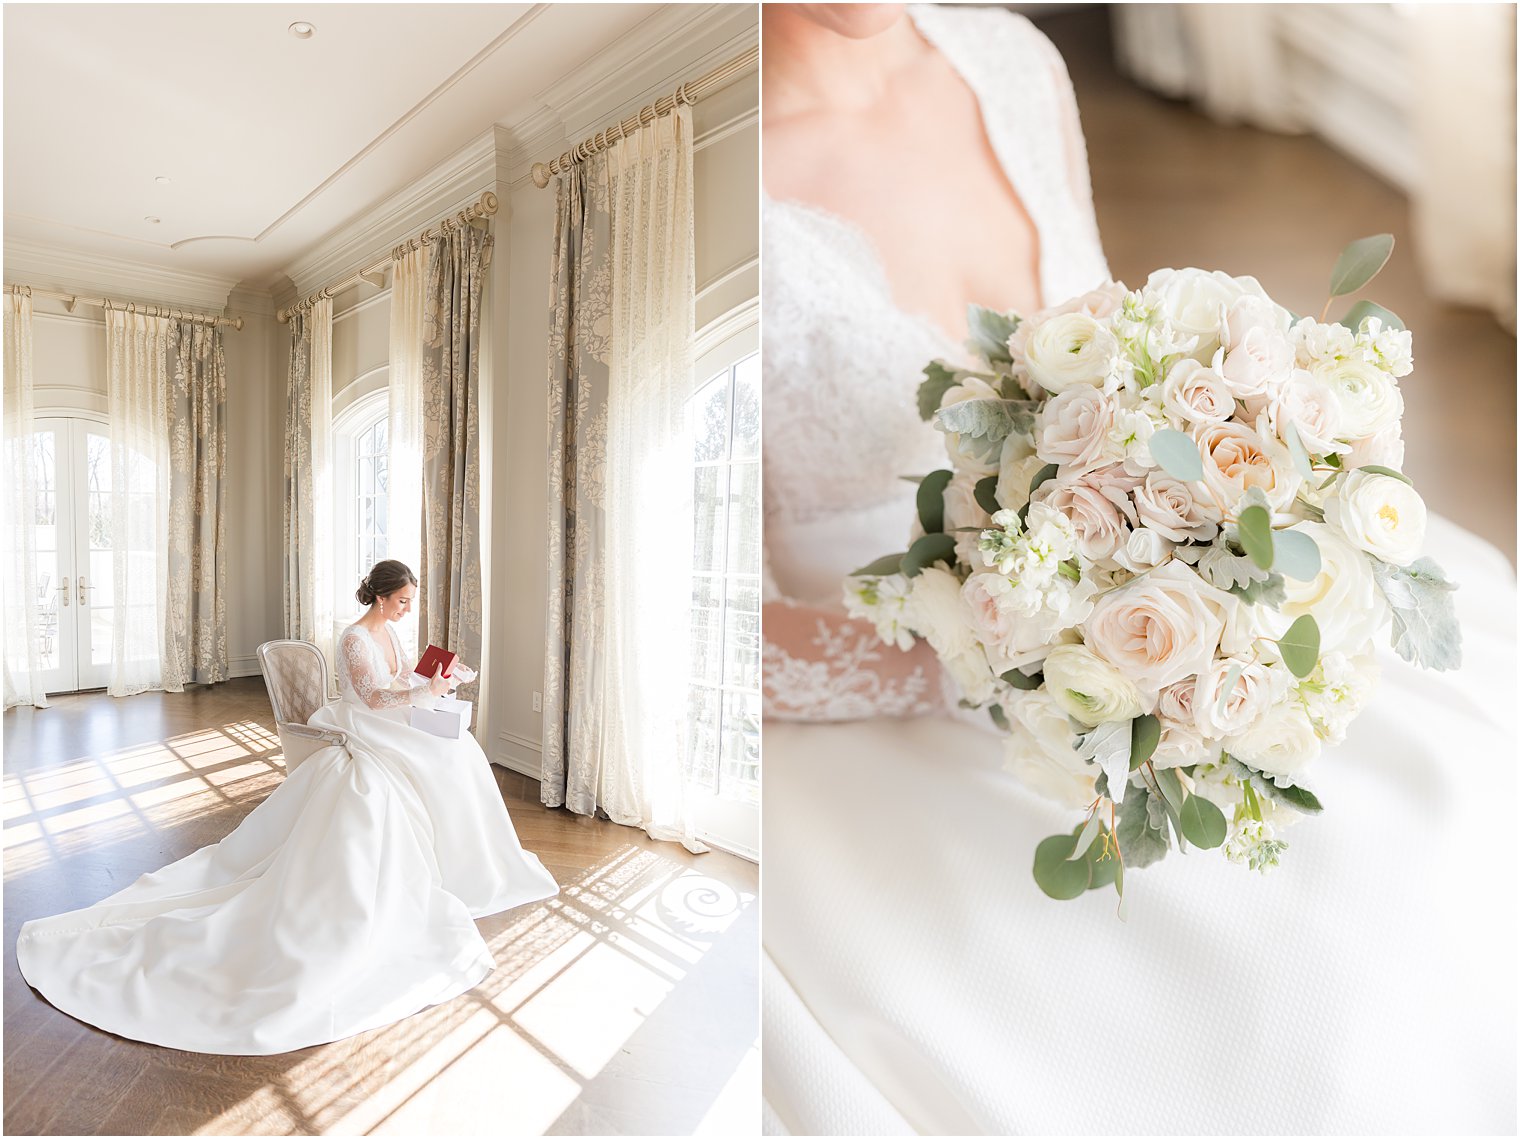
(762, 6, 1517, 1134)
(15, 621, 559, 1055)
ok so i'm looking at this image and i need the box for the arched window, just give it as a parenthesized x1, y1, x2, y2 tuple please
(332, 391, 389, 623)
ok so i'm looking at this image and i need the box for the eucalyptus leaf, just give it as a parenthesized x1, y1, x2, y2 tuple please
(1237, 505, 1275, 570)
(917, 362, 960, 422)
(1149, 428, 1205, 482)
(1029, 462, 1060, 496)
(851, 552, 904, 577)
(916, 469, 954, 534)
(1277, 613, 1321, 678)
(1359, 464, 1413, 486)
(1032, 834, 1091, 900)
(1329, 233, 1395, 298)
(1116, 783, 1170, 869)
(901, 532, 957, 579)
(1215, 660, 1245, 716)
(1282, 422, 1315, 481)
(1069, 813, 1103, 861)
(1272, 528, 1322, 582)
(1338, 298, 1405, 332)
(967, 304, 1021, 365)
(1086, 845, 1119, 890)
(1178, 793, 1228, 849)
(989, 704, 1011, 732)
(1371, 557, 1462, 671)
(1130, 714, 1160, 771)
(974, 475, 1001, 516)
(1000, 667, 1043, 691)
(1115, 859, 1129, 921)
(1274, 782, 1324, 814)
(1153, 767, 1187, 816)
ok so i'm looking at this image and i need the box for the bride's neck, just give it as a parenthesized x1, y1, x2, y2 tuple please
(762, 8, 926, 119)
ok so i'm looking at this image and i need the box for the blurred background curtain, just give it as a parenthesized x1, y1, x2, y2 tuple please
(104, 304, 172, 697)
(283, 298, 335, 681)
(1112, 2, 1516, 327)
(3, 291, 47, 709)
(387, 243, 427, 658)
(542, 104, 701, 851)
(419, 223, 489, 708)
(164, 320, 228, 687)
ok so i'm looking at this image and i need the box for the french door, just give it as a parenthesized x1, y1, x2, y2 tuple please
(26, 417, 119, 694)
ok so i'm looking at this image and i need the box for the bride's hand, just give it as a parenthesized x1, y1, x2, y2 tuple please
(428, 665, 452, 698)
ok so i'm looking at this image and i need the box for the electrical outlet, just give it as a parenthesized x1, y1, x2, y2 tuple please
(532, 691, 542, 712)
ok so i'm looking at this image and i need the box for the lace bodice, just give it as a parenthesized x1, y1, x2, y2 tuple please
(337, 623, 434, 712)
(762, 6, 1112, 720)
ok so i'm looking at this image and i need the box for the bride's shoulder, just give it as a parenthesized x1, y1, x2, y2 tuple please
(909, 4, 1069, 79)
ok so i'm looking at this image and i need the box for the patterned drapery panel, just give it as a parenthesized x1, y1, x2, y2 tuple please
(419, 223, 489, 710)
(163, 320, 228, 687)
(543, 153, 614, 817)
(283, 300, 335, 679)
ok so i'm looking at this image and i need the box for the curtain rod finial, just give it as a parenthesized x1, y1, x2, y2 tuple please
(531, 163, 551, 190)
(234, 316, 245, 331)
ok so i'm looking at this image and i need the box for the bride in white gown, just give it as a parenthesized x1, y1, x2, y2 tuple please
(762, 5, 1516, 1134)
(15, 559, 559, 1055)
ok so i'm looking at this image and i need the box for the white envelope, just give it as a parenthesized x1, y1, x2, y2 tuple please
(409, 695, 474, 739)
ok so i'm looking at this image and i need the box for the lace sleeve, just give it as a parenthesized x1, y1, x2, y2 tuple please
(339, 629, 436, 711)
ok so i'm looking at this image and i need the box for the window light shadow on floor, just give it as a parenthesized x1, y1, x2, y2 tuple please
(2, 712, 759, 1136)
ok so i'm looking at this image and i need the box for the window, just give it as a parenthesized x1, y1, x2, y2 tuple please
(688, 348, 760, 806)
(354, 415, 389, 577)
(333, 392, 390, 624)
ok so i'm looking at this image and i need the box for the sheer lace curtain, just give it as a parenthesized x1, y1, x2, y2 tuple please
(387, 245, 426, 594)
(542, 105, 701, 850)
(283, 298, 336, 682)
(3, 292, 47, 709)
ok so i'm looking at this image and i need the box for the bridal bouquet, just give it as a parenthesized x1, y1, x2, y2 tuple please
(843, 236, 1460, 914)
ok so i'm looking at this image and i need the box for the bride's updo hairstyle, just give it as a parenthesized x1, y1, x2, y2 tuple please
(356, 559, 418, 607)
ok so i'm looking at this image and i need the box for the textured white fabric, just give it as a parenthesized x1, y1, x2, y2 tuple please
(104, 305, 172, 697)
(308, 297, 336, 679)
(761, 4, 1109, 720)
(602, 102, 703, 850)
(761, 5, 1518, 1132)
(14, 619, 558, 1055)
(2, 292, 48, 709)
(387, 246, 426, 581)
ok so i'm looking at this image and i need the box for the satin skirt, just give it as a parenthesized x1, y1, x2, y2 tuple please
(16, 700, 559, 1056)
(762, 514, 1518, 1135)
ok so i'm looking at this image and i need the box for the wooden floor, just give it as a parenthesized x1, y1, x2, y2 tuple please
(1041, 7, 1517, 561)
(2, 679, 759, 1136)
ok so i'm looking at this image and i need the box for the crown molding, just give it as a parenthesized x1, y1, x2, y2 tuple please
(2, 237, 238, 310)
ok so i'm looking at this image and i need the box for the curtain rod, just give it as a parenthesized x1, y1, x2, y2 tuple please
(277, 191, 499, 324)
(4, 284, 243, 330)
(531, 44, 758, 189)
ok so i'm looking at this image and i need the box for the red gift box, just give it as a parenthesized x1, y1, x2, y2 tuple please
(415, 645, 458, 681)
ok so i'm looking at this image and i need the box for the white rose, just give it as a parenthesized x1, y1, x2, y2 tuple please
(1191, 657, 1286, 740)
(1083, 560, 1242, 698)
(1037, 386, 1115, 474)
(1343, 422, 1406, 472)
(1160, 358, 1235, 428)
(1144, 268, 1276, 360)
(1318, 358, 1404, 440)
(1269, 369, 1346, 457)
(1037, 465, 1139, 565)
(1223, 292, 1293, 349)
(1225, 702, 1321, 777)
(1270, 521, 1387, 656)
(1324, 469, 1428, 566)
(1003, 690, 1095, 809)
(1022, 312, 1120, 394)
(996, 449, 1049, 515)
(1114, 527, 1175, 573)
(1217, 324, 1294, 409)
(1134, 471, 1221, 543)
(907, 565, 976, 656)
(1152, 678, 1215, 766)
(1042, 643, 1145, 727)
(1194, 419, 1302, 515)
(938, 376, 1004, 476)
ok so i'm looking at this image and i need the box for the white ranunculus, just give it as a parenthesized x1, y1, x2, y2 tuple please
(1191, 657, 1286, 740)
(1225, 701, 1321, 777)
(1160, 358, 1235, 428)
(1217, 324, 1294, 409)
(1003, 689, 1095, 809)
(1194, 419, 1302, 515)
(1022, 312, 1120, 394)
(1037, 386, 1116, 474)
(1143, 268, 1276, 360)
(1343, 421, 1406, 472)
(1083, 560, 1242, 698)
(1042, 643, 1145, 727)
(1324, 469, 1428, 566)
(938, 376, 1004, 476)
(1134, 471, 1221, 543)
(1269, 368, 1346, 457)
(1270, 521, 1387, 656)
(1318, 357, 1404, 440)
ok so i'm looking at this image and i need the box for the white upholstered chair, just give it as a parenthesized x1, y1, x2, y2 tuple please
(256, 639, 348, 774)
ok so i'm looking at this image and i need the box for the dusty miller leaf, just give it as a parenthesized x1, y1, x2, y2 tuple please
(1116, 783, 1170, 869)
(917, 362, 961, 422)
(966, 304, 1022, 365)
(1371, 556, 1462, 671)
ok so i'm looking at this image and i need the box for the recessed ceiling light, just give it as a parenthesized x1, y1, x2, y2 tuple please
(288, 21, 315, 39)
(145, 216, 161, 224)
(154, 176, 171, 185)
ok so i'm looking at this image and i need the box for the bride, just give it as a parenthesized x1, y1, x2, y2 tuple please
(762, 4, 1516, 1134)
(15, 559, 559, 1055)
